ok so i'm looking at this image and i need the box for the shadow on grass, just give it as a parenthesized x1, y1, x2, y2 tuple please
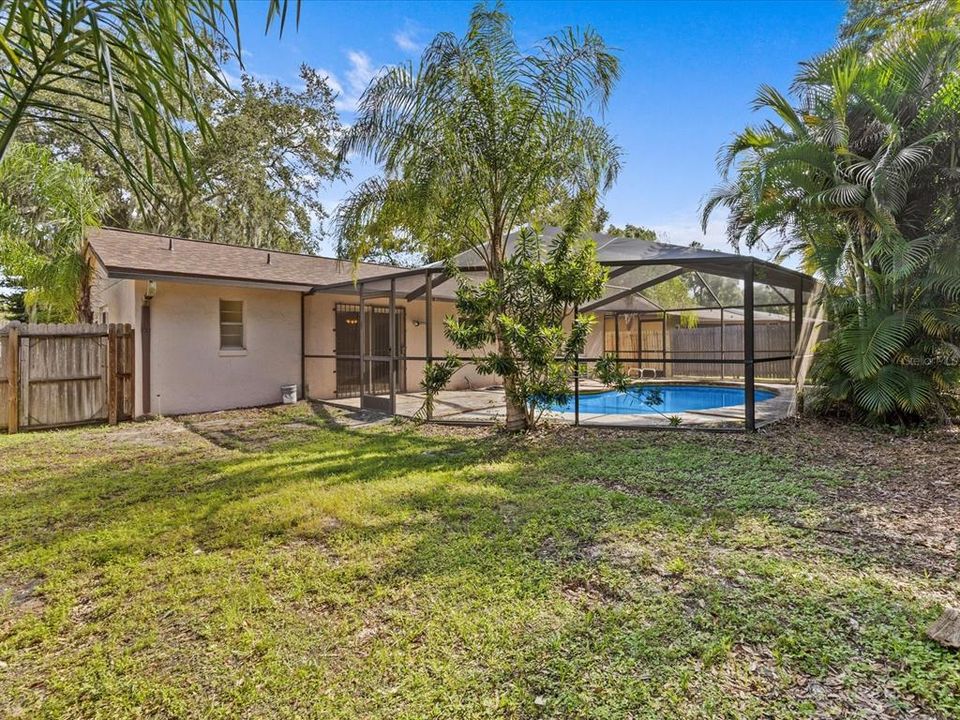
(2, 412, 951, 591)
(314, 447, 958, 717)
(1, 414, 956, 718)
(0, 421, 482, 566)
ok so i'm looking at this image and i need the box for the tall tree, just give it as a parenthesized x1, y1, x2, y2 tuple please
(0, 0, 297, 206)
(0, 144, 103, 321)
(701, 10, 960, 424)
(20, 66, 342, 252)
(440, 225, 610, 429)
(335, 2, 622, 429)
(533, 199, 610, 234)
(163, 68, 342, 252)
(840, 0, 960, 51)
(603, 223, 656, 241)
(0, 287, 27, 322)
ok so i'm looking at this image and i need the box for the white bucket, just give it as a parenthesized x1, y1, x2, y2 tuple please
(281, 384, 298, 404)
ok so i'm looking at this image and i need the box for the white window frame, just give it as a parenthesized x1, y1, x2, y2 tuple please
(219, 299, 245, 352)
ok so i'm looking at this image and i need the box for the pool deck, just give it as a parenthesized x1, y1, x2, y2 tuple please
(326, 379, 797, 429)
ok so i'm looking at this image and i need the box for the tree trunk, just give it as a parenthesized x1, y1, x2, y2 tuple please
(499, 327, 527, 431)
(859, 227, 874, 309)
(488, 221, 528, 432)
(76, 277, 93, 323)
(502, 374, 527, 431)
(927, 607, 960, 648)
(850, 242, 867, 327)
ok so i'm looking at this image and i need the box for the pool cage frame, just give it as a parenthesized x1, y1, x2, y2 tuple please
(309, 231, 819, 432)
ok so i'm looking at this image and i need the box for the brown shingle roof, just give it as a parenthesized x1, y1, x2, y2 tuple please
(87, 227, 398, 290)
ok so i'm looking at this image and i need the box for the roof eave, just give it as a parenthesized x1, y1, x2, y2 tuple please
(103, 266, 317, 293)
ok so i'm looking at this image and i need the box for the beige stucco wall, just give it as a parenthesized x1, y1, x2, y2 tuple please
(144, 281, 302, 416)
(303, 292, 490, 401)
(90, 265, 138, 327)
(89, 269, 553, 415)
(89, 269, 497, 415)
(91, 270, 303, 417)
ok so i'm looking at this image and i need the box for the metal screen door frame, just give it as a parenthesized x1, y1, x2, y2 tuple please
(334, 303, 406, 399)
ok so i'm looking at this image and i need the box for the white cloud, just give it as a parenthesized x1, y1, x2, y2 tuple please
(236, 48, 384, 114)
(318, 51, 386, 113)
(393, 19, 425, 54)
(393, 29, 422, 53)
(345, 51, 376, 96)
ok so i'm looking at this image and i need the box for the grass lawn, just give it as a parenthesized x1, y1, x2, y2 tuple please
(1, 404, 958, 719)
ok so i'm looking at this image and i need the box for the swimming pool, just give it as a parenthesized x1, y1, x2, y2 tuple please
(549, 384, 776, 415)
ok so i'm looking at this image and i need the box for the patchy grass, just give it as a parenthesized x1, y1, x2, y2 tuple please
(0, 404, 957, 719)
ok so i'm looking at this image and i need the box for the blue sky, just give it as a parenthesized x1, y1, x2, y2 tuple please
(232, 0, 845, 256)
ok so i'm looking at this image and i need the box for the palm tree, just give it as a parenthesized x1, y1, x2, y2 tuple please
(840, 0, 960, 52)
(702, 28, 960, 423)
(334, 2, 622, 430)
(0, 144, 103, 321)
(0, 0, 297, 205)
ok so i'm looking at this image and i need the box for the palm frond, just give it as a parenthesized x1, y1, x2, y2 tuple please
(0, 0, 299, 203)
(752, 84, 808, 137)
(837, 310, 917, 378)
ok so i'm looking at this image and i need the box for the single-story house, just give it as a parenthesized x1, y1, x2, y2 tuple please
(87, 227, 488, 417)
(87, 226, 815, 426)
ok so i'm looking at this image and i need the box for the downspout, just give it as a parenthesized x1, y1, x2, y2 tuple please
(140, 301, 152, 416)
(300, 292, 306, 400)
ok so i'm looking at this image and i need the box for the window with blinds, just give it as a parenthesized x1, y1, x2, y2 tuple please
(219, 299, 245, 350)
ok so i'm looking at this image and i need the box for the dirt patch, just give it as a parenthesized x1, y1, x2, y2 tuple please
(0, 577, 44, 632)
(107, 419, 208, 449)
(755, 420, 960, 577)
(559, 576, 622, 607)
(526, 419, 960, 577)
(690, 643, 937, 720)
(309, 404, 394, 429)
(178, 411, 276, 450)
(177, 402, 403, 450)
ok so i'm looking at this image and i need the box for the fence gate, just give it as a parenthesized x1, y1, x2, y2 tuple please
(1, 322, 134, 433)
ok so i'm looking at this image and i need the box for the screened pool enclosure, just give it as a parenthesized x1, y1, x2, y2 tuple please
(307, 227, 821, 431)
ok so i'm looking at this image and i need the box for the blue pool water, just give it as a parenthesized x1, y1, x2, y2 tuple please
(550, 384, 776, 415)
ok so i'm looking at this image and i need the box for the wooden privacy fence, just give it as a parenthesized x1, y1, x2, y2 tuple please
(1, 322, 134, 433)
(669, 323, 795, 380)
